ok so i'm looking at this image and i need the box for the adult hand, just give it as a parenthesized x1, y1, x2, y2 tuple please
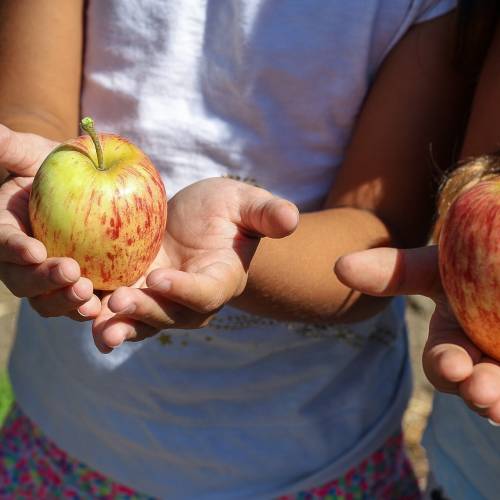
(0, 124, 100, 320)
(335, 245, 500, 423)
(92, 178, 299, 352)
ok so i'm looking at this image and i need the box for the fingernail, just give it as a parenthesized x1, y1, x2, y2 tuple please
(78, 295, 99, 318)
(150, 278, 172, 292)
(488, 419, 500, 427)
(77, 307, 88, 318)
(97, 343, 113, 354)
(475, 404, 489, 409)
(72, 284, 90, 302)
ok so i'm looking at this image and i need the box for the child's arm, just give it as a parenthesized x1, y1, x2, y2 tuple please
(336, 245, 500, 424)
(93, 11, 478, 350)
(336, 21, 500, 423)
(232, 11, 473, 323)
(0, 0, 83, 141)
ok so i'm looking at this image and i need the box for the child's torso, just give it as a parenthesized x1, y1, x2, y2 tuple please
(10, 0, 454, 497)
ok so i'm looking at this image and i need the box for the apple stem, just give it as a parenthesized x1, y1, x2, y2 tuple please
(80, 117, 105, 171)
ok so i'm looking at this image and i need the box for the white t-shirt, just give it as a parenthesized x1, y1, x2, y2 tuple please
(10, 1, 455, 498)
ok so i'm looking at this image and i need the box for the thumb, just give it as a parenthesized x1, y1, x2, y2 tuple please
(0, 124, 57, 177)
(334, 245, 443, 300)
(239, 192, 299, 239)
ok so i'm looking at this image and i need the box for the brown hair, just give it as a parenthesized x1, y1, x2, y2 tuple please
(433, 154, 500, 242)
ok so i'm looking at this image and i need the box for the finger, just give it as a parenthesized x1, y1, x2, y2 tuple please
(0, 177, 35, 231)
(459, 358, 500, 410)
(0, 224, 47, 264)
(334, 246, 442, 300)
(90, 294, 114, 353)
(64, 294, 102, 322)
(0, 124, 56, 177)
(463, 400, 490, 418)
(423, 342, 472, 394)
(76, 294, 102, 319)
(93, 314, 157, 352)
(422, 309, 482, 393)
(28, 278, 94, 318)
(145, 264, 235, 313)
(107, 285, 213, 329)
(486, 400, 500, 425)
(0, 257, 80, 298)
(101, 319, 157, 349)
(239, 188, 299, 239)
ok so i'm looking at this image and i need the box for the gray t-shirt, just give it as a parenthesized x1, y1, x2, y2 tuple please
(10, 1, 455, 498)
(424, 392, 500, 500)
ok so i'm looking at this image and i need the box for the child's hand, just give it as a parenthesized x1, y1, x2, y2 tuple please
(335, 246, 500, 424)
(0, 125, 101, 320)
(91, 178, 299, 352)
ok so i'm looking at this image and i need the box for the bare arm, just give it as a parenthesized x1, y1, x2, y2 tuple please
(334, 19, 500, 423)
(0, 0, 84, 141)
(233, 11, 473, 323)
(459, 19, 500, 158)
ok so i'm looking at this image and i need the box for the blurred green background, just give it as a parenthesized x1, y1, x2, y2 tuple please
(0, 283, 18, 425)
(0, 371, 13, 425)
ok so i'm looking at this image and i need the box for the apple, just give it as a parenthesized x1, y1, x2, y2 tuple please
(439, 179, 500, 360)
(29, 117, 167, 291)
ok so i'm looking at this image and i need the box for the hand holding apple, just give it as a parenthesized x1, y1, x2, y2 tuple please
(91, 178, 299, 353)
(438, 179, 500, 361)
(29, 117, 168, 291)
(0, 124, 100, 319)
(335, 245, 500, 423)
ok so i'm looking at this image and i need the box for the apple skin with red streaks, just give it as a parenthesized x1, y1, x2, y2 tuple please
(439, 180, 500, 360)
(29, 120, 167, 291)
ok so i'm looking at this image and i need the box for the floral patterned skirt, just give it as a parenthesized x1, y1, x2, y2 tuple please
(0, 404, 420, 499)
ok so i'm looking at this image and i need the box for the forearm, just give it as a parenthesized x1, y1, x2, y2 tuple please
(0, 115, 76, 144)
(0, 0, 83, 142)
(233, 12, 473, 325)
(232, 207, 393, 323)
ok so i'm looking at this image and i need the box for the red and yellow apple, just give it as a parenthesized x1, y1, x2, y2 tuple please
(439, 179, 500, 360)
(29, 117, 167, 290)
